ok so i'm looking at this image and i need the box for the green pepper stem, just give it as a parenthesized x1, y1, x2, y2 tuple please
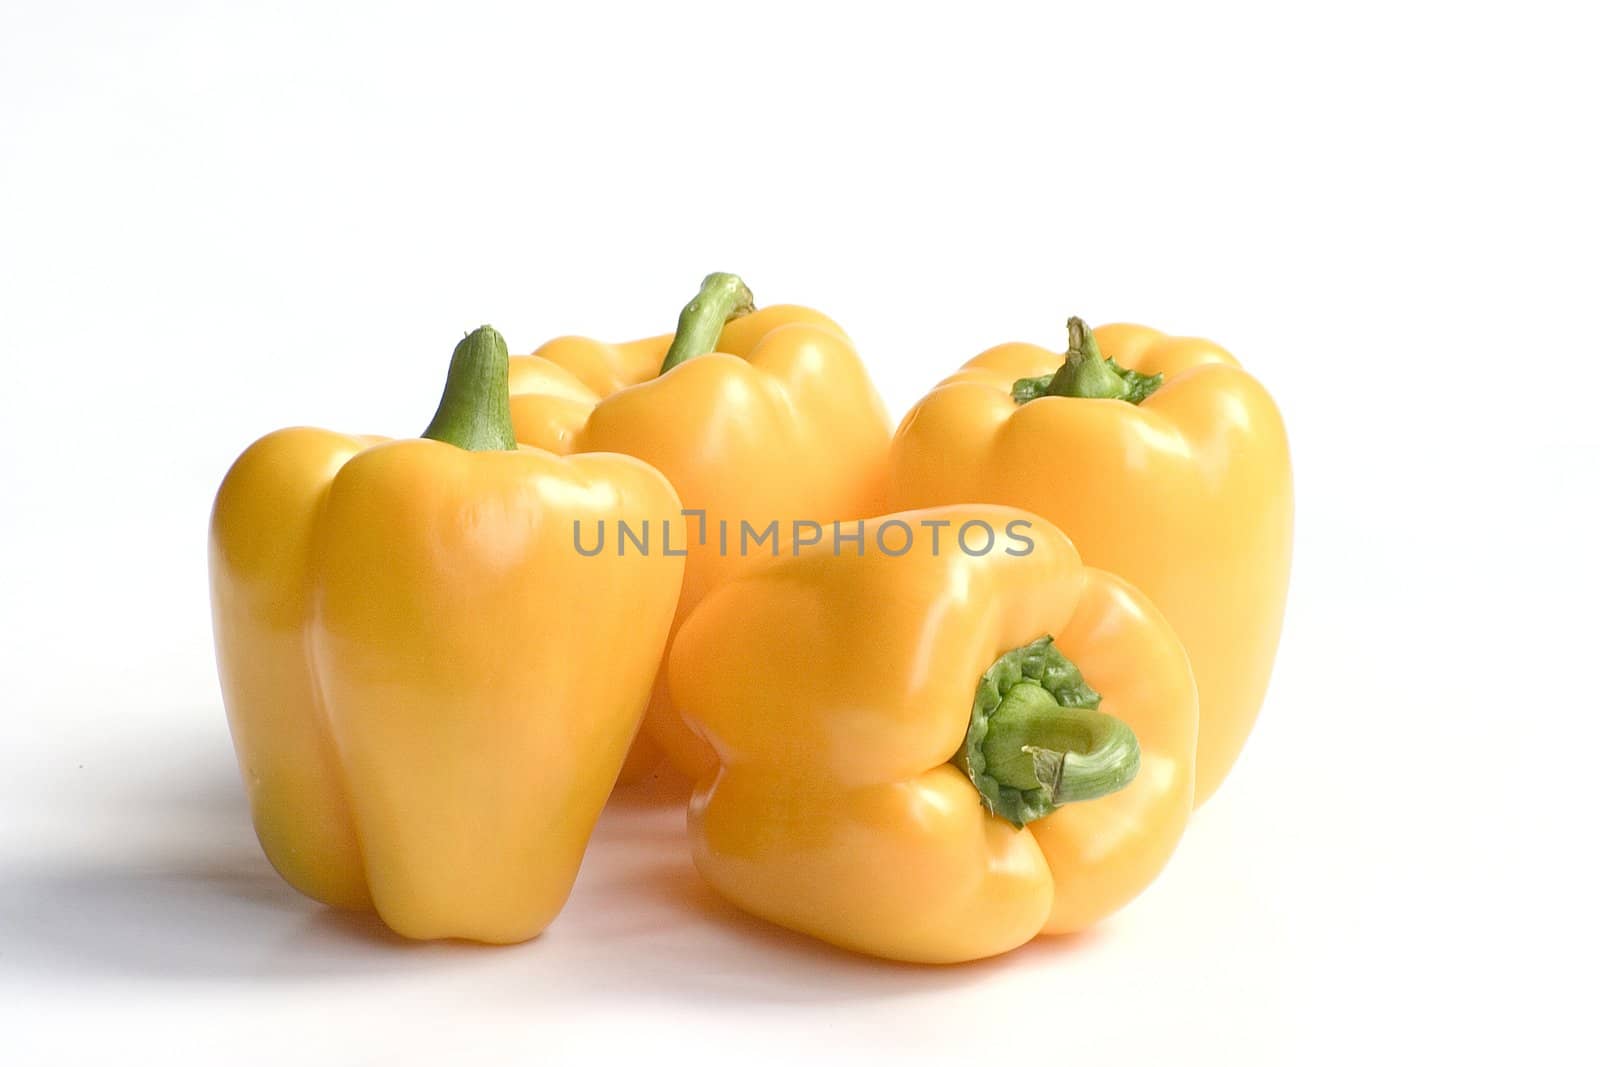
(1067, 317, 1101, 360)
(981, 681, 1141, 806)
(1054, 317, 1129, 399)
(658, 272, 756, 374)
(957, 636, 1140, 827)
(1010, 316, 1164, 406)
(421, 325, 517, 451)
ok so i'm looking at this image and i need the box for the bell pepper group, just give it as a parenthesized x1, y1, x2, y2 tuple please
(210, 274, 1291, 961)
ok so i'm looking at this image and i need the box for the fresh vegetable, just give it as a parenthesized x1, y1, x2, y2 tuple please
(670, 505, 1197, 963)
(888, 319, 1291, 804)
(508, 274, 891, 781)
(209, 326, 684, 942)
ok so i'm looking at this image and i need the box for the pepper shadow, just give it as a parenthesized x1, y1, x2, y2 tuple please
(0, 718, 496, 984)
(1, 718, 1109, 1000)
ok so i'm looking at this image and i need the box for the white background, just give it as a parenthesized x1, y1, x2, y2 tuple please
(3, 1, 1596, 1063)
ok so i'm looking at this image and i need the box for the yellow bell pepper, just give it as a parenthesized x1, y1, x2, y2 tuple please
(888, 319, 1291, 805)
(507, 274, 891, 782)
(670, 505, 1198, 963)
(209, 326, 684, 943)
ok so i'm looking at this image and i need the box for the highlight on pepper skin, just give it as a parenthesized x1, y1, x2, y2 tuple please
(670, 505, 1199, 964)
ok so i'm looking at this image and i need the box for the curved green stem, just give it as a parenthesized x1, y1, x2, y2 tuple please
(1011, 316, 1163, 406)
(957, 636, 1140, 828)
(421, 325, 517, 451)
(658, 272, 756, 374)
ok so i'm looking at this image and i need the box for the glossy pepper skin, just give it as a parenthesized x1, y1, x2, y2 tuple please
(671, 505, 1198, 963)
(209, 327, 685, 943)
(508, 274, 891, 782)
(888, 321, 1291, 805)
